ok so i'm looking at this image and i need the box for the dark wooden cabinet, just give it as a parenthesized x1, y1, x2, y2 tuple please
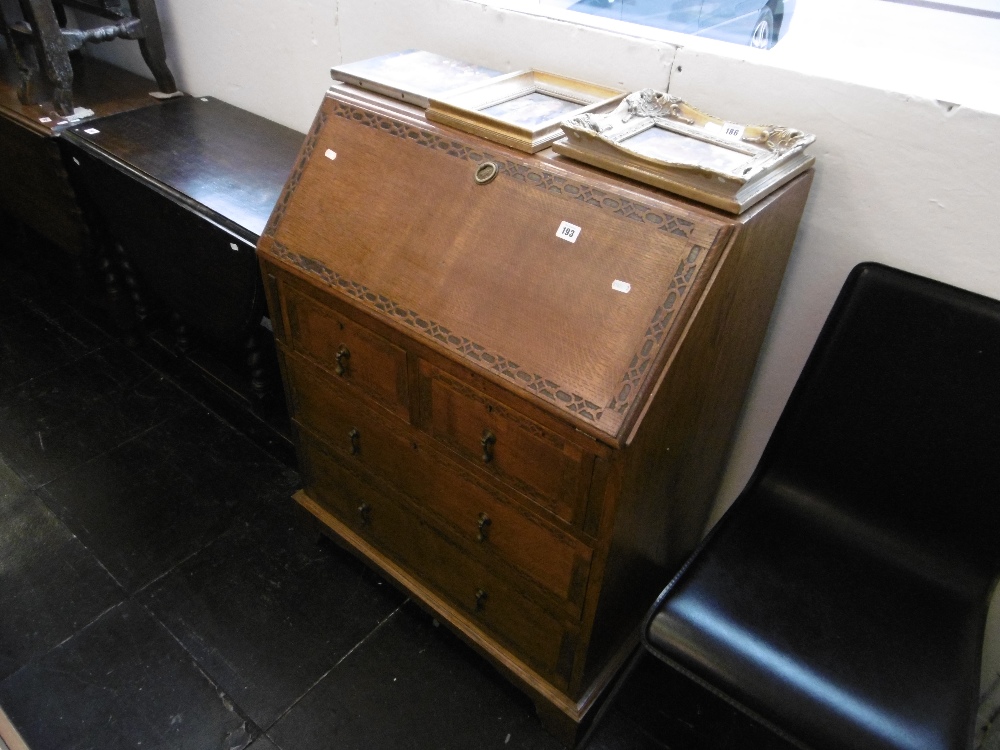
(60, 96, 304, 409)
(259, 83, 813, 741)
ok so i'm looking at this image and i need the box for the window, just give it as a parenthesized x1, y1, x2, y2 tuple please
(479, 0, 1000, 114)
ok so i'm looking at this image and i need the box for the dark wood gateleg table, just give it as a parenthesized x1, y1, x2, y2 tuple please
(60, 95, 305, 446)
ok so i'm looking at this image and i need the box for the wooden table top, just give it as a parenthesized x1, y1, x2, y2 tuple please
(63, 96, 305, 241)
(0, 38, 163, 137)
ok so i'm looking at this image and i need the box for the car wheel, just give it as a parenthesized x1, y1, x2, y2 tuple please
(749, 7, 775, 49)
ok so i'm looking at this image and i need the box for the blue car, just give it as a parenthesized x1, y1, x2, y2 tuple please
(571, 0, 793, 49)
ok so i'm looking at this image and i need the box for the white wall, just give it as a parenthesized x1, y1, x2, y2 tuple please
(87, 0, 999, 693)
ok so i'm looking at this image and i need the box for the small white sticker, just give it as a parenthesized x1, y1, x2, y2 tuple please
(201, 97, 210, 102)
(721, 122, 745, 141)
(230, 242, 239, 252)
(39, 117, 52, 123)
(72, 157, 80, 166)
(84, 127, 100, 135)
(556, 221, 581, 243)
(612, 280, 632, 294)
(325, 149, 337, 161)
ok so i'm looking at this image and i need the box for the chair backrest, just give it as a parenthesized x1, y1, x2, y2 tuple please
(755, 262, 1000, 579)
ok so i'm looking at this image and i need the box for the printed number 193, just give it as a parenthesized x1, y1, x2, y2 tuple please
(556, 221, 581, 244)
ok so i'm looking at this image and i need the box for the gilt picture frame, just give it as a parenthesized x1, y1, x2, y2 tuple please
(554, 89, 816, 213)
(426, 70, 625, 153)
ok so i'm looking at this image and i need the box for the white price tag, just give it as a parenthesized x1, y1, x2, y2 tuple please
(612, 280, 632, 294)
(39, 117, 52, 123)
(230, 243, 239, 252)
(721, 122, 745, 141)
(325, 149, 337, 161)
(556, 221, 581, 243)
(83, 127, 100, 135)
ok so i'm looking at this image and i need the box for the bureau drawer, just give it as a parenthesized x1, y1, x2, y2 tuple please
(288, 356, 592, 613)
(284, 284, 409, 420)
(300, 434, 576, 684)
(418, 363, 592, 527)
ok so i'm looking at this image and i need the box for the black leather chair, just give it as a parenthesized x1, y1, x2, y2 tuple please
(587, 262, 1000, 750)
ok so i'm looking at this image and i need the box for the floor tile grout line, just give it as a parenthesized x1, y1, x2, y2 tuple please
(31, 404, 190, 494)
(135, 599, 264, 740)
(260, 600, 410, 735)
(117, 345, 292, 471)
(144, 367, 286, 459)
(0, 333, 101, 402)
(0, 598, 129, 701)
(128, 546, 206, 599)
(29, 302, 113, 352)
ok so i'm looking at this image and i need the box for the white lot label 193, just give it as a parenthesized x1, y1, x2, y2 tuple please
(556, 221, 581, 243)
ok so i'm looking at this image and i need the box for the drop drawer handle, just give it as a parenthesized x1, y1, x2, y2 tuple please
(349, 427, 360, 455)
(335, 345, 350, 376)
(476, 512, 492, 543)
(358, 501, 371, 526)
(475, 588, 488, 611)
(481, 430, 496, 463)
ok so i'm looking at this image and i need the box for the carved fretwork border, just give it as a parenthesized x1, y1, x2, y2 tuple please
(607, 244, 704, 416)
(327, 100, 697, 239)
(262, 97, 713, 431)
(262, 107, 328, 239)
(269, 240, 707, 430)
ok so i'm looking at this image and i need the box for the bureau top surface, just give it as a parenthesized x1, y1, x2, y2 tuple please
(261, 87, 746, 443)
(0, 39, 162, 137)
(64, 95, 305, 239)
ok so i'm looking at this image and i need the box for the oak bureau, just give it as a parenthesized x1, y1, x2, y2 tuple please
(258, 83, 813, 742)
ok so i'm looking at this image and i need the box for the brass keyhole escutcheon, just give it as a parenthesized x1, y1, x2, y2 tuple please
(335, 345, 350, 376)
(474, 161, 499, 185)
(476, 512, 492, 543)
(481, 430, 496, 463)
(348, 427, 360, 455)
(475, 588, 488, 611)
(358, 501, 371, 526)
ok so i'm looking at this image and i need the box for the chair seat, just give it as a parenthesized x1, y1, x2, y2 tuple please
(575, 264, 1000, 750)
(648, 486, 989, 750)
